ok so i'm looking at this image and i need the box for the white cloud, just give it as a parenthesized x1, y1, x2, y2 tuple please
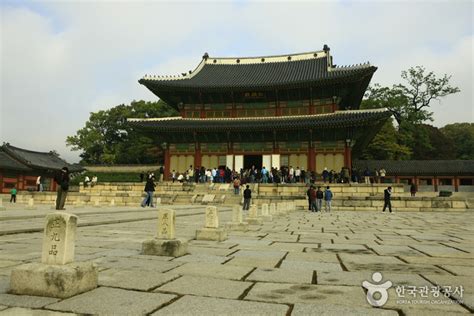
(1, 1, 472, 162)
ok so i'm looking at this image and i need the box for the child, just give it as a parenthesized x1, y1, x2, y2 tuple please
(10, 186, 17, 203)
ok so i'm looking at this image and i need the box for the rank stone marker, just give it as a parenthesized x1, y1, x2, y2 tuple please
(26, 198, 36, 210)
(260, 203, 273, 222)
(93, 200, 101, 208)
(196, 206, 227, 241)
(142, 209, 188, 257)
(0, 198, 5, 211)
(9, 212, 98, 298)
(110, 199, 115, 207)
(269, 203, 277, 216)
(225, 205, 249, 231)
(247, 204, 263, 225)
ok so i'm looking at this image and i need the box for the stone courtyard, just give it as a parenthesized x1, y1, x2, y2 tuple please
(0, 204, 473, 315)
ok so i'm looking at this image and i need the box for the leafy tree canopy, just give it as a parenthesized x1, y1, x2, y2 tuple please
(66, 100, 178, 164)
(440, 123, 474, 160)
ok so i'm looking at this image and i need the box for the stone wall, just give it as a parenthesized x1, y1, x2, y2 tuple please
(1, 182, 471, 211)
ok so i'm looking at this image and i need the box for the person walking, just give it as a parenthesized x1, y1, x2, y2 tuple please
(382, 186, 392, 213)
(324, 186, 333, 212)
(364, 168, 371, 184)
(243, 185, 251, 210)
(54, 167, 70, 210)
(316, 186, 324, 212)
(141, 175, 156, 207)
(10, 186, 17, 203)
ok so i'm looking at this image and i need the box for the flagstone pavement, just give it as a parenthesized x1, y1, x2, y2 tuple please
(0, 205, 472, 315)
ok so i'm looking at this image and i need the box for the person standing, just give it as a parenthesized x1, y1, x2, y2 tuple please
(10, 186, 17, 203)
(159, 166, 164, 182)
(382, 186, 392, 213)
(410, 182, 417, 197)
(322, 167, 329, 183)
(54, 167, 70, 210)
(36, 175, 43, 192)
(316, 186, 324, 212)
(379, 168, 386, 183)
(243, 185, 251, 210)
(261, 166, 268, 183)
(295, 167, 301, 183)
(364, 168, 371, 184)
(310, 186, 317, 212)
(141, 175, 156, 207)
(324, 186, 333, 212)
(172, 170, 176, 183)
(233, 177, 241, 195)
(306, 185, 312, 211)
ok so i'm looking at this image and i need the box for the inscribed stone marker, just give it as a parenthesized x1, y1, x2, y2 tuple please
(249, 205, 258, 218)
(205, 206, 219, 228)
(41, 212, 77, 265)
(158, 209, 176, 239)
(261, 203, 269, 216)
(232, 205, 242, 223)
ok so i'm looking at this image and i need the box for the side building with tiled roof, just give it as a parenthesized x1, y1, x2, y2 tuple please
(131, 45, 392, 178)
(353, 160, 474, 192)
(0, 143, 84, 193)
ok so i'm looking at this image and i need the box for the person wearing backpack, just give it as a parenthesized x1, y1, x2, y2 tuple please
(324, 186, 333, 212)
(316, 186, 324, 212)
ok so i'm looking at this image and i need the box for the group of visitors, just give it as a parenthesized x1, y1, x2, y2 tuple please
(306, 185, 333, 212)
(83, 175, 98, 188)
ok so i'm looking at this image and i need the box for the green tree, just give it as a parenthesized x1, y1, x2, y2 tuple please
(66, 100, 178, 164)
(363, 66, 460, 125)
(440, 123, 474, 159)
(359, 119, 411, 160)
(410, 124, 455, 160)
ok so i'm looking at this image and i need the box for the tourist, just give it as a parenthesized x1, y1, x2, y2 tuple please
(379, 168, 386, 183)
(171, 170, 176, 183)
(324, 186, 333, 212)
(261, 166, 268, 183)
(243, 185, 251, 210)
(84, 175, 91, 188)
(309, 186, 317, 212)
(295, 167, 301, 183)
(91, 175, 98, 187)
(233, 177, 241, 195)
(410, 182, 417, 197)
(289, 166, 294, 183)
(316, 186, 324, 212)
(159, 166, 164, 182)
(54, 167, 70, 210)
(36, 175, 43, 192)
(188, 165, 194, 183)
(306, 185, 312, 210)
(364, 167, 371, 184)
(322, 167, 329, 183)
(10, 186, 17, 203)
(206, 169, 212, 183)
(177, 173, 184, 183)
(373, 168, 379, 183)
(211, 168, 217, 183)
(141, 175, 156, 207)
(382, 186, 392, 213)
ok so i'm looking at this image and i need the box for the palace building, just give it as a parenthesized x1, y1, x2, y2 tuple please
(129, 45, 392, 178)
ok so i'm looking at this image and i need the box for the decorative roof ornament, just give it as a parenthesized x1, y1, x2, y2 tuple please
(202, 52, 209, 60)
(323, 44, 330, 52)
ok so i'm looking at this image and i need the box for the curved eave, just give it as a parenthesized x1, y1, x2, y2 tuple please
(128, 109, 391, 133)
(139, 66, 377, 93)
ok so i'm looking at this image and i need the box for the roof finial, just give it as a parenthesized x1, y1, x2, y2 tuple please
(202, 52, 209, 60)
(323, 44, 330, 52)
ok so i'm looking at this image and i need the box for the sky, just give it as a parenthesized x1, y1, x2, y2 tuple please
(1, 0, 473, 163)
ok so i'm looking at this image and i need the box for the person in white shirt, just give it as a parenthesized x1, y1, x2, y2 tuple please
(36, 176, 43, 192)
(295, 167, 301, 183)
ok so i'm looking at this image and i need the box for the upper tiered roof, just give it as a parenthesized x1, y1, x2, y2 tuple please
(139, 45, 376, 92)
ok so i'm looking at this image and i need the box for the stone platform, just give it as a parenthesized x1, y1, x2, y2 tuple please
(0, 204, 472, 315)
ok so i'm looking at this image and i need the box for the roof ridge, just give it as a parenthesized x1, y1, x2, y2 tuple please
(3, 143, 57, 156)
(141, 46, 334, 82)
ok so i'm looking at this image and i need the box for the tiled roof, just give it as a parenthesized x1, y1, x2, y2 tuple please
(128, 108, 391, 132)
(1, 144, 84, 172)
(353, 160, 474, 176)
(0, 151, 32, 171)
(139, 47, 376, 91)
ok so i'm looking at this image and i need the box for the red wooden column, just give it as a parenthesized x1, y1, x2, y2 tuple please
(454, 177, 459, 192)
(164, 144, 170, 181)
(194, 142, 202, 169)
(433, 177, 438, 192)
